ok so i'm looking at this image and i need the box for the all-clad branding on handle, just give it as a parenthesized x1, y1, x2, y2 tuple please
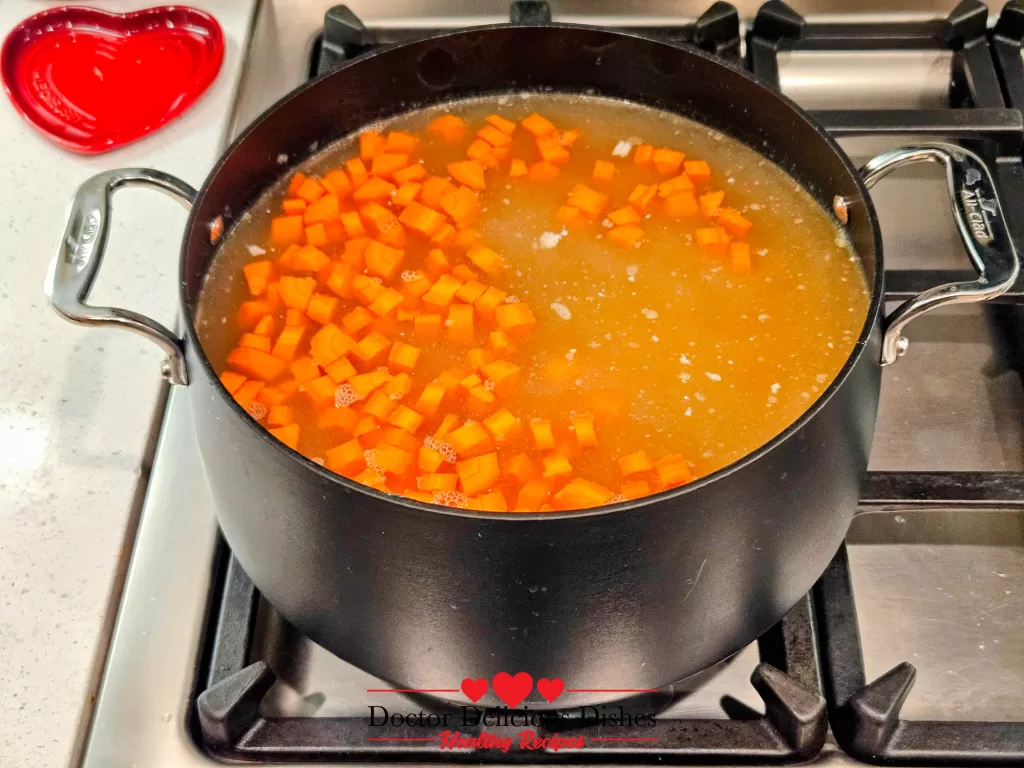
(46, 169, 197, 385)
(860, 143, 1020, 366)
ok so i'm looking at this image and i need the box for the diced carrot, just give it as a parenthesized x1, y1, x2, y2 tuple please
(362, 240, 404, 281)
(388, 341, 421, 373)
(634, 144, 654, 165)
(385, 130, 418, 153)
(353, 416, 379, 438)
(424, 248, 451, 279)
(466, 347, 494, 371)
(459, 373, 483, 393)
(695, 226, 731, 254)
(528, 161, 559, 180)
(427, 114, 466, 142)
(346, 158, 369, 187)
(572, 413, 597, 447)
(324, 264, 353, 300)
(447, 304, 475, 343)
(342, 306, 374, 334)
(608, 225, 645, 248)
(266, 405, 294, 428)
(456, 452, 500, 495)
(282, 198, 307, 214)
(353, 177, 396, 203)
(555, 205, 583, 226)
(309, 323, 351, 366)
(521, 113, 556, 136)
(542, 454, 572, 479)
(652, 148, 685, 175)
(360, 130, 386, 161)
(621, 480, 651, 500)
(242, 260, 273, 296)
(552, 478, 614, 510)
(349, 371, 386, 398)
(322, 169, 353, 198)
(352, 332, 391, 363)
(448, 421, 493, 459)
(717, 207, 753, 236)
(265, 282, 281, 308)
(351, 274, 386, 305)
(486, 114, 517, 135)
(452, 264, 480, 283)
(289, 356, 321, 383)
(413, 381, 446, 417)
(375, 445, 414, 474)
(699, 190, 725, 217)
(593, 159, 616, 181)
(557, 129, 580, 147)
(420, 177, 455, 209)
(466, 245, 502, 274)
(433, 413, 460, 441)
(239, 333, 272, 352)
(494, 302, 536, 334)
(466, 385, 496, 415)
(306, 293, 339, 325)
(422, 274, 463, 309)
(253, 316, 276, 338)
(302, 194, 339, 225)
(419, 473, 458, 492)
(393, 181, 422, 208)
(340, 211, 367, 238)
(466, 490, 507, 512)
(317, 405, 359, 433)
(271, 323, 306, 361)
(227, 347, 286, 381)
(730, 242, 752, 273)
(628, 184, 657, 212)
(530, 419, 555, 451)
(488, 330, 511, 354)
(305, 223, 328, 246)
(295, 177, 326, 203)
(664, 191, 699, 217)
(371, 152, 408, 178)
(606, 206, 640, 226)
(515, 480, 550, 512)
(398, 201, 445, 237)
(382, 372, 412, 399)
(474, 287, 506, 320)
(257, 381, 295, 406)
(619, 450, 654, 477)
(284, 309, 307, 327)
(448, 160, 486, 190)
(287, 172, 308, 196)
(455, 280, 487, 304)
(683, 160, 711, 182)
(279, 276, 316, 311)
(414, 313, 443, 338)
(285, 244, 330, 272)
(439, 186, 478, 228)
(655, 454, 692, 487)
(479, 360, 521, 398)
(393, 163, 427, 184)
(270, 215, 304, 246)
(567, 184, 608, 217)
(658, 173, 695, 198)
(325, 357, 357, 384)
(418, 444, 445, 472)
(482, 408, 521, 444)
(219, 370, 247, 395)
(509, 158, 528, 177)
(536, 134, 570, 165)
(477, 124, 512, 148)
(363, 390, 398, 421)
(268, 424, 300, 450)
(326, 438, 365, 475)
(387, 404, 424, 434)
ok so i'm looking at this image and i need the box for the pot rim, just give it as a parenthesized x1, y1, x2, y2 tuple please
(180, 23, 885, 521)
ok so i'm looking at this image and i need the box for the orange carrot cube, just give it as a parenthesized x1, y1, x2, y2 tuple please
(619, 450, 654, 477)
(352, 332, 391, 363)
(456, 452, 500, 495)
(295, 177, 326, 203)
(521, 113, 556, 136)
(663, 191, 699, 218)
(342, 306, 374, 334)
(448, 421, 493, 458)
(516, 480, 550, 512)
(608, 225, 645, 248)
(418, 473, 458, 492)
(730, 242, 752, 273)
(448, 160, 486, 190)
(552, 478, 614, 510)
(542, 454, 572, 479)
(717, 207, 753, 237)
(388, 342, 421, 373)
(699, 190, 726, 217)
(326, 438, 365, 475)
(655, 454, 692, 487)
(414, 313, 443, 338)
(593, 159, 616, 181)
(633, 144, 654, 165)
(566, 184, 608, 217)
(652, 148, 685, 175)
(427, 114, 465, 142)
(268, 424, 300, 450)
(607, 206, 641, 226)
(530, 419, 555, 451)
(482, 408, 521, 444)
(270, 215, 304, 246)
(494, 303, 536, 334)
(628, 183, 657, 212)
(393, 163, 427, 185)
(572, 414, 597, 447)
(528, 161, 560, 180)
(683, 160, 712, 182)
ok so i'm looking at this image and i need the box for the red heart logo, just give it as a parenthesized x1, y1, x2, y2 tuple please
(1, 6, 223, 154)
(536, 677, 565, 703)
(491, 672, 533, 708)
(460, 677, 488, 703)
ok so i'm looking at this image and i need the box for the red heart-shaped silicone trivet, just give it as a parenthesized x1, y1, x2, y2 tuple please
(491, 672, 533, 709)
(1, 5, 223, 154)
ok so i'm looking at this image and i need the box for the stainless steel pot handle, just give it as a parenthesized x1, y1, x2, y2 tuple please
(46, 169, 198, 385)
(860, 143, 1020, 366)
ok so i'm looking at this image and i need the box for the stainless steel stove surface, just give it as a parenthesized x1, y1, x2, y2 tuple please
(81, 2, 1024, 766)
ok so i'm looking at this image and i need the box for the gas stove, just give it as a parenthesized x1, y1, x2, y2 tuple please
(81, 2, 1024, 766)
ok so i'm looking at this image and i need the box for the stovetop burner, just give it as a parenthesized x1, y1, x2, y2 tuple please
(79, 2, 1024, 767)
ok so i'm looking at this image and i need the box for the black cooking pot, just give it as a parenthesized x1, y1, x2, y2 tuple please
(48, 25, 1018, 710)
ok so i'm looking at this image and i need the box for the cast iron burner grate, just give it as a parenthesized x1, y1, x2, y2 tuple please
(192, 1, 1024, 763)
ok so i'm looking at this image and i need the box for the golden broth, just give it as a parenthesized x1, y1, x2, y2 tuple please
(197, 93, 869, 510)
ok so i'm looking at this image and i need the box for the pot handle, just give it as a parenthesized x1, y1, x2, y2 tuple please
(46, 169, 198, 385)
(860, 143, 1020, 366)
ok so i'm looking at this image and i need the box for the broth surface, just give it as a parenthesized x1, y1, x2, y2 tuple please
(198, 93, 869, 511)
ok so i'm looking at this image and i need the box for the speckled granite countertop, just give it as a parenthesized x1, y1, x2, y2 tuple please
(0, 2, 257, 765)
